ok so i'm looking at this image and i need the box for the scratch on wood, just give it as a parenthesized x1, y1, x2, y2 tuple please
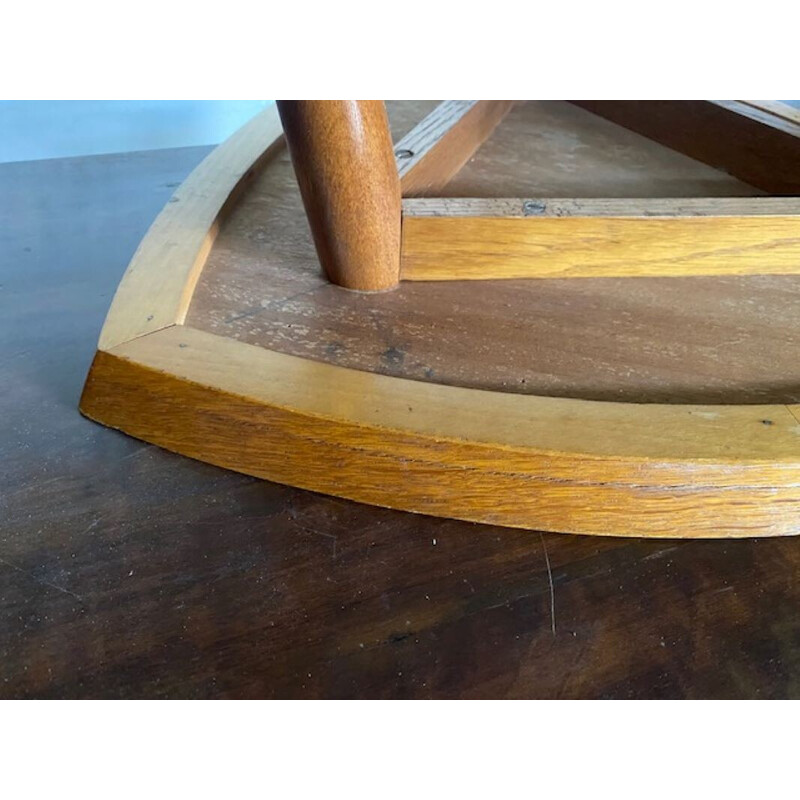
(295, 524, 337, 559)
(540, 533, 556, 637)
(642, 546, 679, 562)
(116, 445, 150, 464)
(0, 556, 83, 602)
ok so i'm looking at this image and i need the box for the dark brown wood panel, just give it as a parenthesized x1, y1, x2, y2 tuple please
(571, 100, 800, 194)
(443, 100, 762, 198)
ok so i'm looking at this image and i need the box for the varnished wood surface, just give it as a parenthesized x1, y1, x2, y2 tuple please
(98, 107, 285, 350)
(188, 102, 800, 404)
(81, 326, 800, 538)
(571, 100, 800, 195)
(401, 202, 800, 280)
(441, 101, 761, 198)
(396, 101, 514, 196)
(277, 101, 401, 290)
(80, 101, 800, 538)
(4, 125, 800, 698)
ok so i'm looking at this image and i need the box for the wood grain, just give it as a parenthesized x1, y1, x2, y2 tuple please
(403, 197, 800, 217)
(570, 100, 800, 194)
(81, 99, 800, 540)
(98, 105, 285, 350)
(17, 142, 800, 700)
(80, 325, 800, 539)
(188, 102, 800, 406)
(401, 199, 800, 280)
(441, 101, 760, 199)
(277, 101, 401, 291)
(395, 101, 514, 197)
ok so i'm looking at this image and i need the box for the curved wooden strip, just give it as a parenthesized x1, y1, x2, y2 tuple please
(98, 104, 285, 350)
(81, 326, 800, 538)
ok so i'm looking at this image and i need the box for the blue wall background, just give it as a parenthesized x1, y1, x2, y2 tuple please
(0, 101, 272, 163)
(4, 100, 797, 166)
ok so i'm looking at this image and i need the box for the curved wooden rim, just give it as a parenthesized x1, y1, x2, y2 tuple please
(82, 104, 800, 538)
(98, 106, 286, 350)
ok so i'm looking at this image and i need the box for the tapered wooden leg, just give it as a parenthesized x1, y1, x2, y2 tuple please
(277, 100, 401, 291)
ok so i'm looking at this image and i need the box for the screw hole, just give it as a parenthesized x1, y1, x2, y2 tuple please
(523, 200, 547, 216)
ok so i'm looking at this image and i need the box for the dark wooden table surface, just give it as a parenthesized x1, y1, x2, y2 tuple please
(2, 146, 800, 699)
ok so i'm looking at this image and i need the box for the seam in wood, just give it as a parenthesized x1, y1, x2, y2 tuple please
(101, 323, 179, 354)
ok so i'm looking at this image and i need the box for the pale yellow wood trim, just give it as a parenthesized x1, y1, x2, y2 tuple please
(78, 325, 800, 538)
(97, 104, 285, 351)
(395, 100, 513, 197)
(401, 211, 800, 280)
(107, 325, 800, 472)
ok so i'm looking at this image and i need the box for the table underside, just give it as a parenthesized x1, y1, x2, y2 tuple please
(188, 101, 799, 405)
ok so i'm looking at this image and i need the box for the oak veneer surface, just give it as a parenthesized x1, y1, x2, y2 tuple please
(401, 203, 800, 281)
(188, 101, 800, 404)
(5, 120, 800, 699)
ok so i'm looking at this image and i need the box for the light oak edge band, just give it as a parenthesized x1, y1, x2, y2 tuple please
(80, 325, 800, 539)
(98, 104, 286, 351)
(400, 198, 800, 280)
